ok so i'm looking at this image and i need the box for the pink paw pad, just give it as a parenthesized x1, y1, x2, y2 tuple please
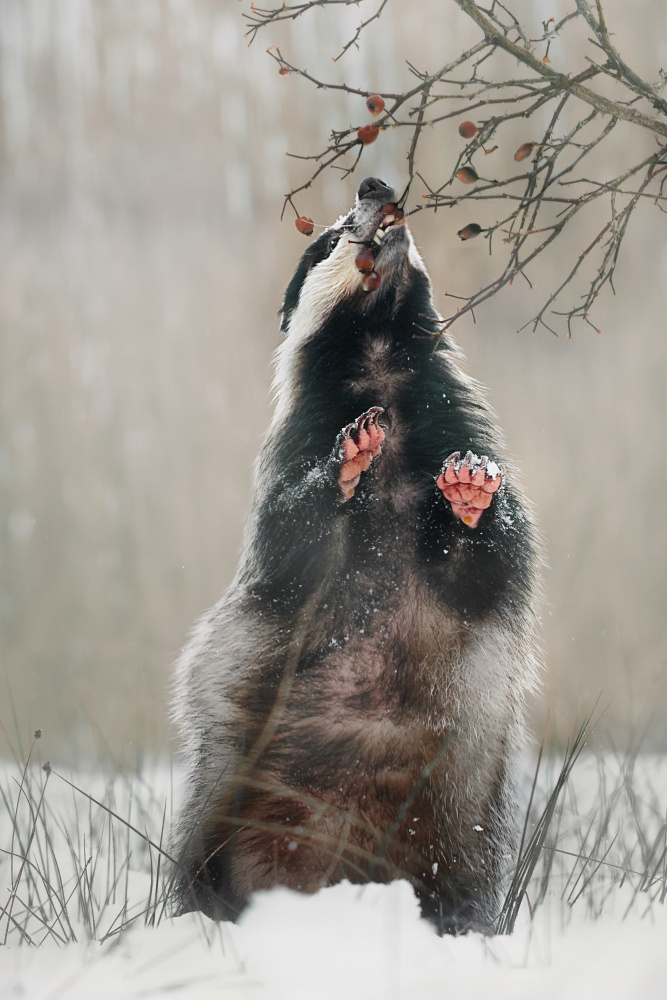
(338, 407, 385, 500)
(436, 451, 503, 528)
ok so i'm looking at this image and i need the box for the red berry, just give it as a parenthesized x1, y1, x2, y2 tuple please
(357, 125, 379, 146)
(457, 223, 482, 240)
(361, 271, 381, 292)
(355, 247, 376, 273)
(295, 216, 314, 236)
(278, 67, 289, 76)
(458, 121, 479, 139)
(379, 203, 404, 224)
(366, 94, 385, 116)
(456, 166, 479, 184)
(514, 142, 535, 162)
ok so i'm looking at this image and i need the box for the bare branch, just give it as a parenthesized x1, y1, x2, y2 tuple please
(452, 0, 667, 137)
(245, 0, 361, 46)
(574, 0, 667, 116)
(254, 0, 667, 335)
(333, 0, 391, 61)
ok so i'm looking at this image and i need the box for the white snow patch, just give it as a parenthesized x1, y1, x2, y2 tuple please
(3, 880, 667, 1000)
(3, 755, 667, 999)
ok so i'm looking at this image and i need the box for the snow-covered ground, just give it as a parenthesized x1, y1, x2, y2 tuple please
(4, 879, 667, 1000)
(2, 752, 667, 999)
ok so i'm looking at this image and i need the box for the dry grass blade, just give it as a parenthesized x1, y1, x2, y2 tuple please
(496, 714, 593, 933)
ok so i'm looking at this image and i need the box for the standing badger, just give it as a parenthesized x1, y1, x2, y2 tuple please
(170, 177, 540, 933)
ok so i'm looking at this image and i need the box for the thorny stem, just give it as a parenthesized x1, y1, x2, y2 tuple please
(253, 0, 667, 335)
(407, 84, 432, 183)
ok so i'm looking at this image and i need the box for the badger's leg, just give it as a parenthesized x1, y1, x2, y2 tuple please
(418, 887, 498, 936)
(336, 406, 385, 500)
(436, 450, 503, 528)
(168, 784, 245, 921)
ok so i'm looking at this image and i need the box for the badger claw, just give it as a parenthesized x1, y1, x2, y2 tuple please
(437, 451, 503, 528)
(337, 407, 385, 500)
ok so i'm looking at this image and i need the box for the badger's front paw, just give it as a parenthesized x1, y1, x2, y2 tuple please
(436, 451, 502, 528)
(337, 407, 385, 500)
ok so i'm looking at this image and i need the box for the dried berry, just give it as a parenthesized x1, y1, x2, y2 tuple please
(379, 203, 405, 223)
(457, 223, 482, 240)
(514, 142, 535, 162)
(456, 166, 479, 184)
(357, 125, 380, 146)
(361, 271, 381, 292)
(379, 210, 404, 233)
(279, 67, 289, 76)
(366, 94, 385, 116)
(355, 247, 376, 273)
(458, 121, 479, 139)
(295, 216, 314, 236)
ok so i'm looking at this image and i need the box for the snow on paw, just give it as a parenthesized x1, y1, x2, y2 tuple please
(337, 406, 385, 500)
(436, 450, 502, 528)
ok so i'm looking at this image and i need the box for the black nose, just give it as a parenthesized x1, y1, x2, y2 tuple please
(357, 177, 395, 202)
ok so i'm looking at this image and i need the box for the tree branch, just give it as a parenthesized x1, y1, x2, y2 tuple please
(254, 0, 667, 336)
(452, 0, 667, 137)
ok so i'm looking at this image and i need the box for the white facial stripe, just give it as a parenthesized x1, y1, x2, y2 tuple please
(272, 236, 361, 422)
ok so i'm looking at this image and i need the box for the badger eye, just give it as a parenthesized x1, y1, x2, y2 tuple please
(328, 233, 340, 254)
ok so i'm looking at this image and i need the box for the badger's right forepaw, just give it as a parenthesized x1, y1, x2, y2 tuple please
(436, 451, 502, 528)
(337, 407, 384, 500)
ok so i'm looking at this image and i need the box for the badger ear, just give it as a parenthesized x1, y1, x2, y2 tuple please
(279, 308, 292, 335)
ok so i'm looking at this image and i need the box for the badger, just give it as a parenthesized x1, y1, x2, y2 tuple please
(169, 177, 540, 934)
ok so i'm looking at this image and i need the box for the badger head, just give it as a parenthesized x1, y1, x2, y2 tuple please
(280, 177, 428, 338)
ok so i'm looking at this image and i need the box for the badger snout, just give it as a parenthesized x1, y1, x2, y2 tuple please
(357, 176, 395, 203)
(353, 177, 406, 255)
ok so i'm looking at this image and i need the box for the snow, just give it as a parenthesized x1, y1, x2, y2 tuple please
(2, 754, 667, 999)
(3, 879, 667, 1000)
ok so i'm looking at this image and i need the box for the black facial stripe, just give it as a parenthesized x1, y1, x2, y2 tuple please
(327, 232, 341, 254)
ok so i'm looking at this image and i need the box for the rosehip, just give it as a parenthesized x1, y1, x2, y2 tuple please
(379, 203, 404, 225)
(361, 270, 381, 292)
(355, 247, 376, 272)
(514, 142, 535, 162)
(357, 125, 379, 146)
(456, 166, 479, 184)
(458, 121, 479, 139)
(457, 223, 482, 240)
(366, 94, 385, 116)
(295, 216, 314, 236)
(279, 67, 289, 76)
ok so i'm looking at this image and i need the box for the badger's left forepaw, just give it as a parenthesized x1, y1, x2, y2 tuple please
(436, 451, 503, 528)
(337, 406, 385, 500)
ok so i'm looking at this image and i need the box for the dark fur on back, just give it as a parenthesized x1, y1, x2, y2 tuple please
(169, 179, 540, 934)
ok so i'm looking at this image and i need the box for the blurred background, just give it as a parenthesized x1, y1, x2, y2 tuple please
(1, 0, 666, 765)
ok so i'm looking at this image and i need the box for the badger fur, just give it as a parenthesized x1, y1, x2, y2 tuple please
(169, 177, 540, 934)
